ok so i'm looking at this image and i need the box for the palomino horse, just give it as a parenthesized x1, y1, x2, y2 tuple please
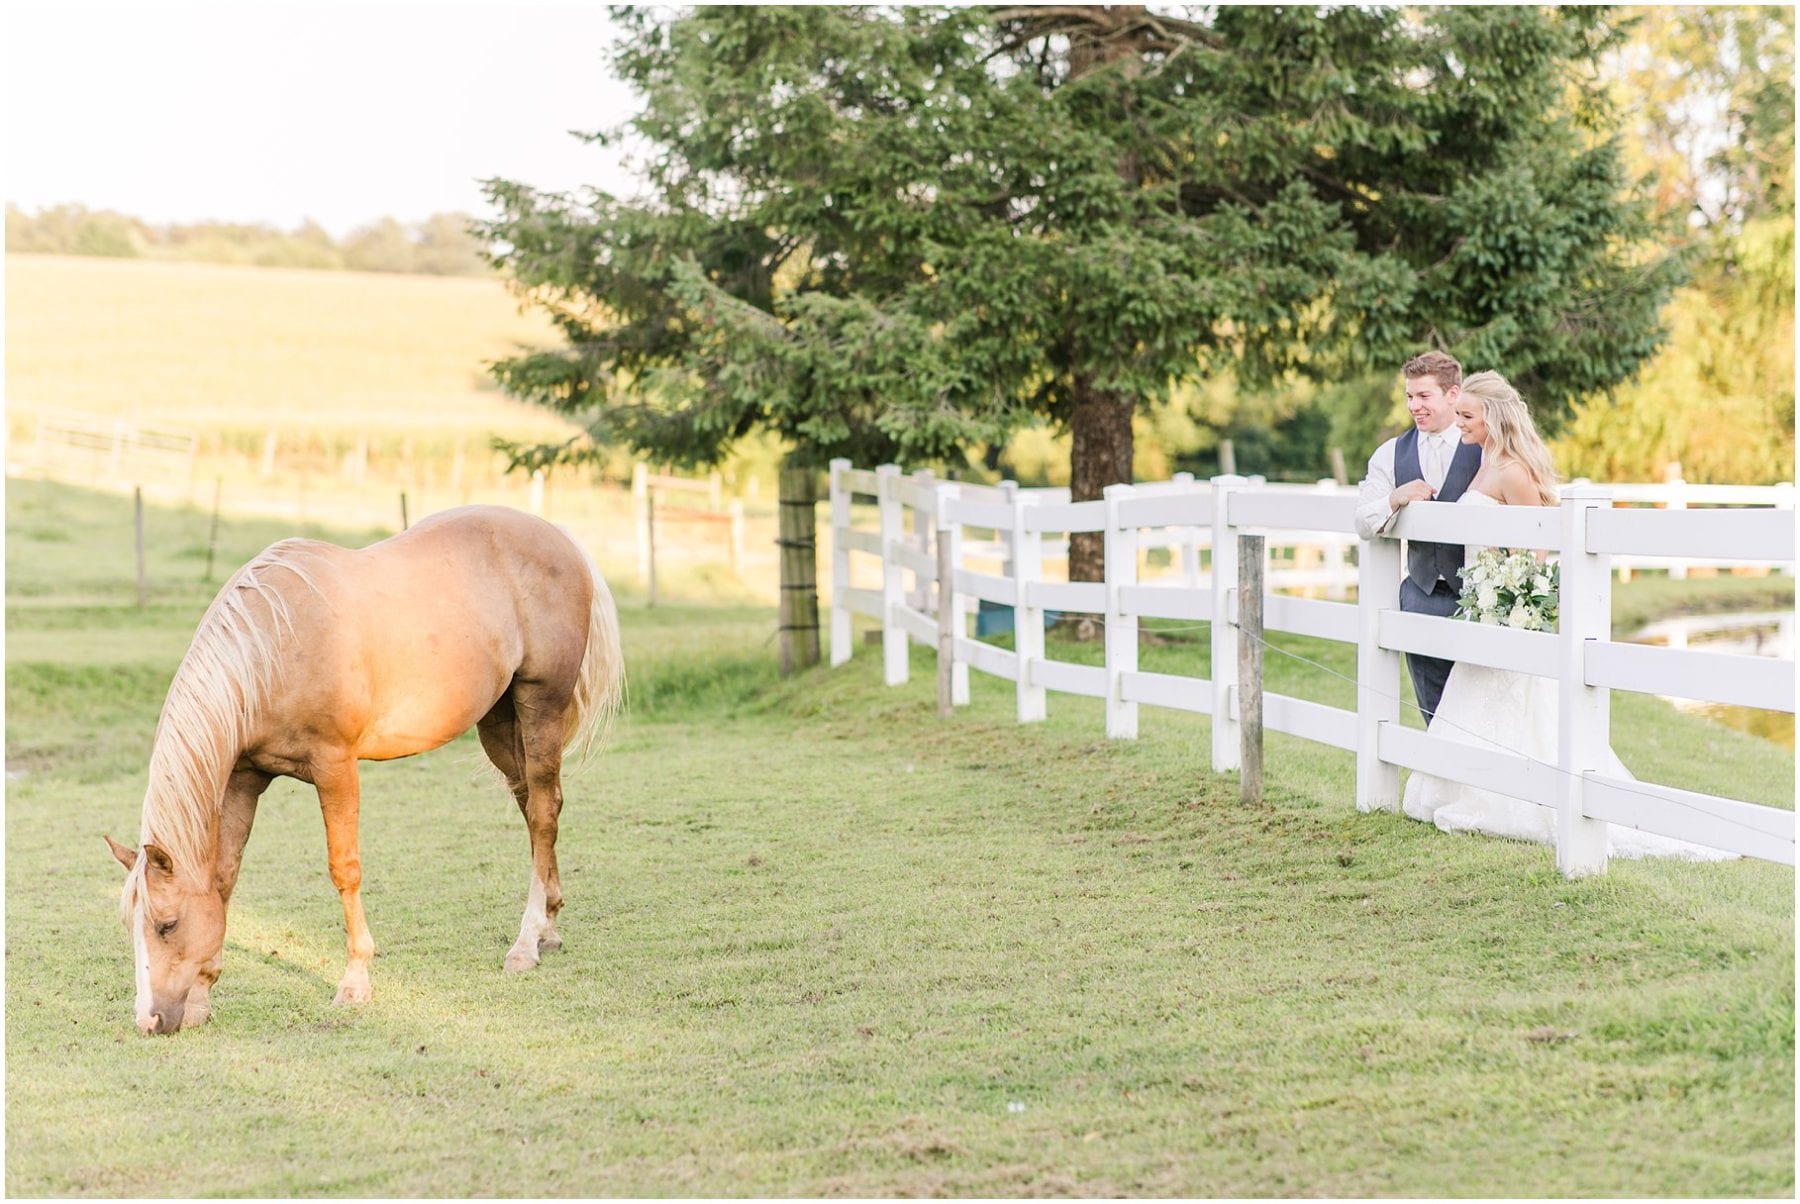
(105, 506, 624, 1034)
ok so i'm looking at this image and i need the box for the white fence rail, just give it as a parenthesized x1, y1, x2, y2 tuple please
(828, 461, 1796, 877)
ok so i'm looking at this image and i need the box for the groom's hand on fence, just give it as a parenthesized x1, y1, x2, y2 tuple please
(1389, 480, 1435, 510)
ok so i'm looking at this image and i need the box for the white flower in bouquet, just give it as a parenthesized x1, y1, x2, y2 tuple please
(1456, 549, 1559, 631)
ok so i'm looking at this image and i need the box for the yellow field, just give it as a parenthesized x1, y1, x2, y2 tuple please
(5, 253, 577, 439)
(3, 254, 781, 603)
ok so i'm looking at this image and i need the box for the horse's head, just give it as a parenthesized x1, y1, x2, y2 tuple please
(106, 836, 227, 1035)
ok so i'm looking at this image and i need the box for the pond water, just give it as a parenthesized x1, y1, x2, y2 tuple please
(1627, 610, 1795, 749)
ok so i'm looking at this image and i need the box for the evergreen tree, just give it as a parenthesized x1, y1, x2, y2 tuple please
(483, 5, 1677, 585)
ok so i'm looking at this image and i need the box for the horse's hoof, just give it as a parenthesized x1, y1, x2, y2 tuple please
(537, 933, 563, 954)
(503, 949, 539, 973)
(333, 981, 373, 1006)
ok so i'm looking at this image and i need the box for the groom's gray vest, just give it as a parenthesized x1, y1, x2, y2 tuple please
(1395, 427, 1483, 593)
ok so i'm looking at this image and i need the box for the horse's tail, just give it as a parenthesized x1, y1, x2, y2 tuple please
(562, 536, 627, 763)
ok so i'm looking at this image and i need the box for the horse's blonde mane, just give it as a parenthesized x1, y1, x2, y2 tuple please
(139, 540, 331, 884)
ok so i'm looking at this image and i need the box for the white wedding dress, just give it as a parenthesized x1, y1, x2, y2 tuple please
(1400, 490, 1735, 861)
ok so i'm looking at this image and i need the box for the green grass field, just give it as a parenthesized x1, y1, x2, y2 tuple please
(6, 479, 1793, 1196)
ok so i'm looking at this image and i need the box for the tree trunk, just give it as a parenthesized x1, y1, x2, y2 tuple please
(1068, 374, 1134, 585)
(776, 463, 821, 676)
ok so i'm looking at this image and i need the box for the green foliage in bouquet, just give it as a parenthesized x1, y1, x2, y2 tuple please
(1455, 549, 1561, 632)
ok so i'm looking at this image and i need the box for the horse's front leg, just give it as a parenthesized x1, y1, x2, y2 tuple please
(184, 768, 273, 1028)
(315, 758, 375, 1005)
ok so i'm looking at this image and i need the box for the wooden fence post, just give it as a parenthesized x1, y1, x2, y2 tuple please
(877, 464, 907, 686)
(1355, 531, 1403, 812)
(1104, 483, 1138, 739)
(937, 482, 960, 718)
(829, 459, 853, 666)
(1239, 533, 1265, 803)
(1013, 492, 1046, 723)
(203, 477, 222, 582)
(1210, 474, 1246, 771)
(1556, 484, 1614, 877)
(777, 465, 821, 676)
(134, 485, 147, 609)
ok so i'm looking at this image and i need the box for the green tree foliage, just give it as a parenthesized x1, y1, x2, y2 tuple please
(1558, 6, 1794, 484)
(482, 5, 1675, 577)
(6, 203, 146, 257)
(5, 205, 489, 277)
(1559, 215, 1793, 484)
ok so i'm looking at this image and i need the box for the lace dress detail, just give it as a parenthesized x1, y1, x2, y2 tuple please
(1398, 491, 1734, 861)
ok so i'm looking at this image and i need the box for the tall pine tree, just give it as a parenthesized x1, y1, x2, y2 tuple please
(483, 5, 1676, 608)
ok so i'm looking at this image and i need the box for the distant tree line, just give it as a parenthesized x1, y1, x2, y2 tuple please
(4, 204, 489, 277)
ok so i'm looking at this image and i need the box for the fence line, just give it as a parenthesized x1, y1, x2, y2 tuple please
(631, 463, 746, 583)
(28, 409, 198, 488)
(828, 460, 1796, 878)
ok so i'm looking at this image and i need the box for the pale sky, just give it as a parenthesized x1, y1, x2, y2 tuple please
(4, 2, 646, 235)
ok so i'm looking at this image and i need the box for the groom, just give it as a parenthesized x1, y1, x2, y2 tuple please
(1353, 351, 1483, 722)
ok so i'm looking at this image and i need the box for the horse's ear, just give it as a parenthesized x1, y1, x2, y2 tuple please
(141, 843, 175, 882)
(104, 835, 137, 872)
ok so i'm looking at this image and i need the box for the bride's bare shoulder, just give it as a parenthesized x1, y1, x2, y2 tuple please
(1491, 459, 1543, 504)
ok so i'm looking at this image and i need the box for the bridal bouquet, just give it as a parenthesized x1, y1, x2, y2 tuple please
(1455, 548, 1559, 631)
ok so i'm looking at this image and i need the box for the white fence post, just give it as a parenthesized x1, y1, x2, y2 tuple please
(1013, 492, 1047, 723)
(1664, 463, 1689, 580)
(909, 469, 936, 614)
(1779, 482, 1797, 578)
(1210, 474, 1246, 771)
(1104, 483, 1139, 739)
(1557, 484, 1613, 877)
(1317, 480, 1352, 600)
(829, 458, 852, 667)
(877, 464, 907, 686)
(1355, 532, 1403, 812)
(940, 485, 971, 706)
(1173, 472, 1200, 585)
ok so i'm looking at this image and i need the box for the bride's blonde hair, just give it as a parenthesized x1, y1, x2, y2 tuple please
(1461, 371, 1559, 505)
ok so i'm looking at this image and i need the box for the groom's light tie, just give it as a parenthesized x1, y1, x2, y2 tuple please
(1422, 432, 1442, 492)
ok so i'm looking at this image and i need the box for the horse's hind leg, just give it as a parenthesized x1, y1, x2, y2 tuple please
(479, 691, 567, 971)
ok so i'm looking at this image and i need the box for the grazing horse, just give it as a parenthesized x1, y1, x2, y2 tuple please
(104, 506, 624, 1035)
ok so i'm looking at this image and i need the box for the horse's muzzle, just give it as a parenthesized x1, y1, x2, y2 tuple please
(139, 1011, 182, 1036)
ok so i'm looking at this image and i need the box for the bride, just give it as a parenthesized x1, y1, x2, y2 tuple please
(1398, 371, 1734, 861)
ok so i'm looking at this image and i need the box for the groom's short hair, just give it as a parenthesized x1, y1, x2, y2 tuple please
(1403, 351, 1462, 391)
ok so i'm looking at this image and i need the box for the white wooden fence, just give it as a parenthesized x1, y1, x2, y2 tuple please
(828, 460, 1796, 878)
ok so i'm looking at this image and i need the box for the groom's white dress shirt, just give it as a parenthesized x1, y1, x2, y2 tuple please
(1352, 425, 1464, 542)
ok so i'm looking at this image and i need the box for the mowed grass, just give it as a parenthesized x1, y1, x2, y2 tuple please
(6, 481, 1793, 1197)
